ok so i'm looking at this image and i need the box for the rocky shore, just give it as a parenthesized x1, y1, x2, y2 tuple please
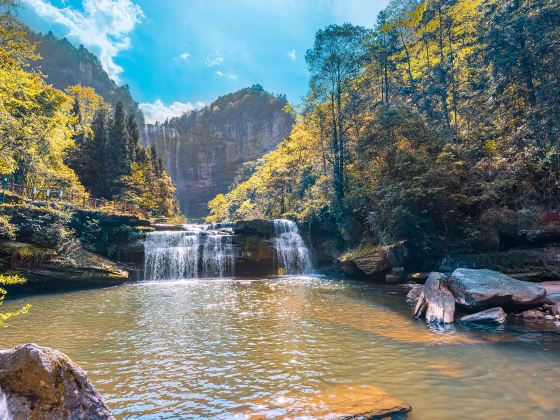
(406, 268, 559, 325)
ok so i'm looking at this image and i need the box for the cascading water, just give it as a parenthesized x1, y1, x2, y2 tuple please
(144, 225, 234, 280)
(0, 388, 10, 420)
(202, 234, 234, 277)
(144, 230, 200, 280)
(272, 219, 312, 275)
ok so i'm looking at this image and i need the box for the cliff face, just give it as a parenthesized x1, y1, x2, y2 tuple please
(144, 86, 294, 219)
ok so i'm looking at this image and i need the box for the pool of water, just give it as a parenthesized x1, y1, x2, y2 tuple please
(1, 276, 559, 419)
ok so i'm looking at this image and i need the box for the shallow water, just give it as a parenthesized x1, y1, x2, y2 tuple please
(1, 276, 559, 419)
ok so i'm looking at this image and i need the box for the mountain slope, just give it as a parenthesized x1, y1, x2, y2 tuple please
(29, 31, 143, 124)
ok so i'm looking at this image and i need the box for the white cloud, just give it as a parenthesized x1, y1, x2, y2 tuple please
(287, 49, 296, 61)
(215, 70, 237, 80)
(140, 100, 204, 124)
(179, 52, 191, 60)
(205, 52, 223, 67)
(22, 0, 144, 83)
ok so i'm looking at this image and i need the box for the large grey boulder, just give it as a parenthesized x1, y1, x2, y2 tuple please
(460, 307, 507, 324)
(448, 268, 546, 310)
(0, 343, 113, 419)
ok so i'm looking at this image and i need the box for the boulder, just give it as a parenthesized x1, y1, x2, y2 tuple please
(448, 268, 546, 310)
(0, 343, 113, 419)
(414, 272, 455, 324)
(544, 293, 560, 305)
(554, 303, 560, 316)
(460, 307, 507, 324)
(338, 246, 391, 278)
(439, 248, 560, 280)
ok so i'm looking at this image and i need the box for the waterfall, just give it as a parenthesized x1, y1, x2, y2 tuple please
(202, 234, 234, 277)
(271, 219, 312, 275)
(0, 388, 10, 420)
(144, 225, 234, 280)
(144, 230, 200, 280)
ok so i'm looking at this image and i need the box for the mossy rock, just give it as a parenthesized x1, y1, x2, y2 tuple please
(338, 244, 392, 278)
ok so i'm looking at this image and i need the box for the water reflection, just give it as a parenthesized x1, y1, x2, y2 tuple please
(1, 276, 559, 419)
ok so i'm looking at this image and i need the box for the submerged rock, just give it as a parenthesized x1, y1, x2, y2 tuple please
(460, 307, 507, 324)
(0, 343, 113, 419)
(244, 384, 411, 419)
(448, 268, 546, 310)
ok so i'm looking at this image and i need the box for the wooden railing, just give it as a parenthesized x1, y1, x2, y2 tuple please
(3, 182, 148, 218)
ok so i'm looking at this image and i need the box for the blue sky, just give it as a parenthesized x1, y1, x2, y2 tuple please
(19, 0, 389, 122)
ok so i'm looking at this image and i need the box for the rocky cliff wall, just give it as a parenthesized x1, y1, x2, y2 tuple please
(143, 86, 294, 219)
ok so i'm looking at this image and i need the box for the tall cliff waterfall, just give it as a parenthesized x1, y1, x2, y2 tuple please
(272, 219, 312, 275)
(144, 225, 234, 280)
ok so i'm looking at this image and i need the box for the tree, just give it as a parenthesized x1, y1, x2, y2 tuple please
(305, 24, 369, 213)
(0, 274, 31, 326)
(104, 102, 132, 197)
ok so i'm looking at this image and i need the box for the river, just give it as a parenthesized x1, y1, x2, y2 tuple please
(1, 276, 559, 419)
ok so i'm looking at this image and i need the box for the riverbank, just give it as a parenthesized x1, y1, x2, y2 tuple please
(0, 202, 152, 296)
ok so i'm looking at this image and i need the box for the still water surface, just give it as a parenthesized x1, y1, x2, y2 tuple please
(1, 276, 560, 419)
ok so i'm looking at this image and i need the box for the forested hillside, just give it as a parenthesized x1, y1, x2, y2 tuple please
(0, 0, 178, 218)
(29, 31, 144, 125)
(208, 0, 560, 267)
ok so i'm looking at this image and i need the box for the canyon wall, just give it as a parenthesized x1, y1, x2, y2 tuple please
(144, 86, 294, 219)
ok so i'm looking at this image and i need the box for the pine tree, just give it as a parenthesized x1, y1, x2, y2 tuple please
(105, 102, 132, 198)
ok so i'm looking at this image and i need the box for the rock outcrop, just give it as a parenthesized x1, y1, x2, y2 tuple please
(414, 272, 455, 324)
(0, 343, 113, 419)
(232, 220, 275, 276)
(448, 268, 546, 310)
(144, 86, 294, 218)
(0, 241, 128, 295)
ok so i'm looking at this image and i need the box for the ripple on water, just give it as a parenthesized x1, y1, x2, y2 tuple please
(0, 276, 559, 419)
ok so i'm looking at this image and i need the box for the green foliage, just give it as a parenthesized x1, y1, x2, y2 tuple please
(1, 3, 180, 220)
(0, 203, 74, 250)
(208, 0, 560, 267)
(0, 214, 16, 240)
(0, 273, 31, 326)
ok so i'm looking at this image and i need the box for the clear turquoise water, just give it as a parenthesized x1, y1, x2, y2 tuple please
(1, 276, 559, 419)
